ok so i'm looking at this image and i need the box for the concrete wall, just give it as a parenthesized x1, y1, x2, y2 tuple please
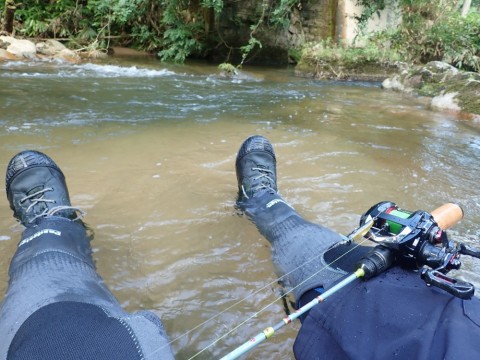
(337, 0, 401, 45)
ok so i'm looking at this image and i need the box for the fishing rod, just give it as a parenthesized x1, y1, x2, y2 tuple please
(218, 220, 374, 360)
(220, 202, 480, 360)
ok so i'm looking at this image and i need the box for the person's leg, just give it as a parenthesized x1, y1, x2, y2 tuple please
(235, 135, 368, 304)
(0, 151, 173, 359)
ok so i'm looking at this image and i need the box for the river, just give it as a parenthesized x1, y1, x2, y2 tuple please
(1, 57, 479, 359)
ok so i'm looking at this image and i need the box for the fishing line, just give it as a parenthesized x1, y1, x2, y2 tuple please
(185, 237, 370, 360)
(145, 235, 351, 359)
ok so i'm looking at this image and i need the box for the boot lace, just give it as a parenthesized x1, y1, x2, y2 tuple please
(241, 166, 276, 199)
(20, 188, 86, 224)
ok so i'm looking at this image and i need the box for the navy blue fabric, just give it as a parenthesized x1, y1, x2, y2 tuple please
(293, 267, 480, 360)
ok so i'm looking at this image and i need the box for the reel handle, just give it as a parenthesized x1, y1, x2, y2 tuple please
(459, 243, 480, 260)
(421, 269, 474, 299)
(431, 203, 463, 230)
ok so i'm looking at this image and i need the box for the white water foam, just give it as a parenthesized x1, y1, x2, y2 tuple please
(73, 63, 177, 78)
(0, 62, 177, 79)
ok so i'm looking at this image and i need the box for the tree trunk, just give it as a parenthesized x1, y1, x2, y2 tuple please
(461, 0, 472, 17)
(203, 7, 215, 35)
(3, 0, 16, 34)
(188, 0, 215, 35)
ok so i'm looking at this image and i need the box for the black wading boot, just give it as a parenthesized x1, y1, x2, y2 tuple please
(6, 150, 84, 227)
(235, 135, 278, 203)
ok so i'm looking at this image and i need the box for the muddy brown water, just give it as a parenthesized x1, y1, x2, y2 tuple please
(1, 58, 479, 359)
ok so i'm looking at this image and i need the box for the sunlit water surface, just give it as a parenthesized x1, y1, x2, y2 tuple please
(1, 57, 479, 359)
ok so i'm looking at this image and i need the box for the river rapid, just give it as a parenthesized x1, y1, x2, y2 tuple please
(1, 57, 479, 359)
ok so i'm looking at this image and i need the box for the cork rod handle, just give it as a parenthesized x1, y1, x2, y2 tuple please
(431, 203, 464, 230)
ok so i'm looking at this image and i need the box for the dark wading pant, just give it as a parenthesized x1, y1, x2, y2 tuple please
(0, 217, 174, 360)
(239, 192, 480, 360)
(237, 191, 368, 304)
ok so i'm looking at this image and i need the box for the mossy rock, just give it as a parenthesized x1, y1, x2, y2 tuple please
(450, 78, 480, 115)
(295, 58, 398, 81)
(387, 62, 480, 115)
(429, 71, 480, 114)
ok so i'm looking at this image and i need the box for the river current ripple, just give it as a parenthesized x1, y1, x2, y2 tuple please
(1, 59, 479, 359)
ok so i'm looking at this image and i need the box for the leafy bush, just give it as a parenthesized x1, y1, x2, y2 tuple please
(12, 0, 78, 37)
(301, 38, 401, 69)
(388, 6, 480, 71)
(1, 0, 305, 63)
(355, 0, 480, 72)
(2, 0, 479, 70)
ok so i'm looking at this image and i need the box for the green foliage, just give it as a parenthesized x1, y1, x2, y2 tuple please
(218, 62, 238, 76)
(13, 0, 75, 37)
(288, 47, 302, 63)
(3, 0, 478, 71)
(270, 0, 300, 27)
(240, 36, 262, 65)
(445, 13, 480, 71)
(302, 38, 401, 68)
(386, 3, 480, 71)
(201, 0, 223, 14)
(351, 1, 480, 72)
(158, 26, 204, 62)
(110, 0, 143, 23)
(354, 0, 389, 31)
(131, 24, 162, 52)
(229, 0, 302, 64)
(0, 0, 312, 65)
(156, 0, 206, 62)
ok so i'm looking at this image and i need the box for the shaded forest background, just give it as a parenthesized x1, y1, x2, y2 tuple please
(1, 1, 479, 72)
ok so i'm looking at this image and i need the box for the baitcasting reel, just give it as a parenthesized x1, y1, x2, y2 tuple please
(353, 201, 480, 299)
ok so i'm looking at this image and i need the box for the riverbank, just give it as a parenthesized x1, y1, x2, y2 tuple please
(0, 36, 105, 62)
(382, 61, 480, 120)
(294, 60, 480, 119)
(0, 36, 150, 62)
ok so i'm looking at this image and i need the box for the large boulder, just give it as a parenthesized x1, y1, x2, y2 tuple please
(0, 35, 16, 48)
(36, 39, 67, 56)
(0, 36, 36, 59)
(0, 36, 83, 62)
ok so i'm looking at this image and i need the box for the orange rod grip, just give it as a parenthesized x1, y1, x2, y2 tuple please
(431, 203, 464, 230)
